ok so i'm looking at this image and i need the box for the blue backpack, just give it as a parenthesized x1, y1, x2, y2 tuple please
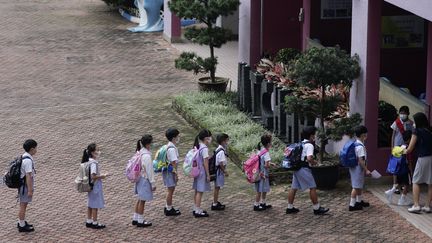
(386, 155, 408, 175)
(339, 140, 363, 167)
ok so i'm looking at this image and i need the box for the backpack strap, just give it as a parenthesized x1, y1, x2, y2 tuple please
(395, 118, 405, 134)
(20, 156, 34, 195)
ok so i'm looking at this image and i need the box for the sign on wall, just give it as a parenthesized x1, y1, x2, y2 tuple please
(321, 0, 352, 19)
(382, 15, 425, 48)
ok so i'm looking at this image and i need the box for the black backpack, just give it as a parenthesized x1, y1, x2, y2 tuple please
(209, 148, 226, 181)
(3, 156, 31, 189)
(281, 142, 309, 171)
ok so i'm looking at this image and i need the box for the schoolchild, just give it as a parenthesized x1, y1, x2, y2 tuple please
(286, 127, 329, 215)
(211, 133, 229, 211)
(163, 128, 181, 216)
(84, 143, 109, 229)
(132, 135, 156, 227)
(348, 126, 372, 211)
(192, 129, 212, 218)
(253, 134, 273, 211)
(17, 139, 38, 232)
(386, 106, 413, 197)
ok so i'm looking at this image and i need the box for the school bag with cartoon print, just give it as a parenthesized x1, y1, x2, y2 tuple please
(125, 151, 142, 183)
(339, 139, 363, 167)
(243, 149, 267, 183)
(281, 142, 308, 171)
(75, 161, 94, 193)
(153, 145, 175, 173)
(3, 156, 32, 189)
(208, 148, 226, 181)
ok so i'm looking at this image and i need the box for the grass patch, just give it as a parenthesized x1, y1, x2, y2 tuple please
(173, 91, 286, 168)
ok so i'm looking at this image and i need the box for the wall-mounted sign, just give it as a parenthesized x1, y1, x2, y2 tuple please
(382, 15, 425, 48)
(321, 0, 352, 19)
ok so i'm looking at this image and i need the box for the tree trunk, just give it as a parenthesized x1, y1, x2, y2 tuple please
(209, 43, 216, 83)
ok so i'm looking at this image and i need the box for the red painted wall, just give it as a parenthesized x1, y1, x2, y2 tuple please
(380, 2, 428, 97)
(262, 0, 302, 56)
(309, 1, 352, 52)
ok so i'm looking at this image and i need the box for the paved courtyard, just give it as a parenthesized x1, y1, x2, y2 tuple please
(0, 0, 430, 242)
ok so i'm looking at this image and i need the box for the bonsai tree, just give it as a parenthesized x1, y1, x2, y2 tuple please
(285, 46, 361, 162)
(169, 0, 240, 83)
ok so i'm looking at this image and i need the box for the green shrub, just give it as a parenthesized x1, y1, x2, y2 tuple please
(173, 92, 286, 165)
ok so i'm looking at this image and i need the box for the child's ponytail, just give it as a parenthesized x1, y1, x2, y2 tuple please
(81, 149, 89, 163)
(82, 143, 97, 163)
(194, 135, 200, 149)
(136, 139, 142, 152)
(256, 142, 262, 151)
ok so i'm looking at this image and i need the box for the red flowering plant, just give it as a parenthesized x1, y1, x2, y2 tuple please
(285, 46, 362, 163)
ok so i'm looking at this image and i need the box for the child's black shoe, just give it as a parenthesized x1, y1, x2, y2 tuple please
(253, 204, 265, 211)
(17, 221, 33, 229)
(211, 202, 226, 211)
(286, 207, 300, 214)
(137, 221, 152, 227)
(260, 203, 272, 209)
(86, 222, 93, 228)
(165, 207, 181, 216)
(359, 200, 370, 207)
(349, 203, 363, 211)
(313, 207, 330, 215)
(131, 220, 138, 226)
(91, 223, 106, 229)
(18, 224, 34, 233)
(193, 211, 209, 218)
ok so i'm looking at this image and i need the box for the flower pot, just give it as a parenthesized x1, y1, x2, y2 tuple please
(311, 165, 339, 189)
(198, 77, 229, 92)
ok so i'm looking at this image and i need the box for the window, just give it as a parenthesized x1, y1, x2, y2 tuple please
(321, 0, 352, 19)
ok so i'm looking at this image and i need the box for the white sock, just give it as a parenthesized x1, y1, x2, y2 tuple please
(193, 205, 197, 211)
(92, 221, 98, 225)
(133, 213, 138, 221)
(350, 197, 356, 207)
(195, 207, 202, 213)
(312, 203, 320, 210)
(137, 214, 144, 224)
(287, 203, 294, 209)
(391, 184, 398, 191)
(166, 204, 172, 210)
(212, 202, 218, 206)
(254, 202, 260, 206)
(19, 220, 25, 227)
(86, 219, 93, 224)
(356, 195, 362, 203)
(261, 200, 266, 205)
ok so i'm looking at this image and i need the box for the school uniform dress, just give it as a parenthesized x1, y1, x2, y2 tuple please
(135, 148, 155, 201)
(192, 143, 211, 192)
(349, 140, 367, 189)
(390, 118, 413, 146)
(412, 128, 432, 185)
(215, 145, 227, 188)
(162, 142, 178, 188)
(88, 158, 105, 209)
(291, 140, 317, 191)
(254, 149, 271, 193)
(19, 152, 35, 203)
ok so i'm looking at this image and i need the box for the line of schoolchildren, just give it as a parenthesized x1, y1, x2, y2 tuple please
(15, 115, 432, 233)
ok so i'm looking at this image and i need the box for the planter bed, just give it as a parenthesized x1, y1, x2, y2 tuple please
(172, 91, 291, 184)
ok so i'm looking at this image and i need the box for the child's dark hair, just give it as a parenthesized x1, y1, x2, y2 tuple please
(399, 106, 410, 114)
(354, 125, 368, 137)
(216, 133, 229, 145)
(165, 128, 180, 142)
(402, 130, 412, 143)
(301, 126, 317, 140)
(82, 143, 97, 163)
(136, 135, 153, 151)
(194, 129, 212, 149)
(256, 134, 272, 150)
(23, 139, 37, 153)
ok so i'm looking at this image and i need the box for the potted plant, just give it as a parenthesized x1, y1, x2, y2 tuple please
(285, 46, 362, 189)
(169, 0, 240, 92)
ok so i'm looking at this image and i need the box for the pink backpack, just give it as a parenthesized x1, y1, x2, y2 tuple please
(243, 149, 268, 183)
(125, 151, 142, 183)
(190, 147, 206, 178)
